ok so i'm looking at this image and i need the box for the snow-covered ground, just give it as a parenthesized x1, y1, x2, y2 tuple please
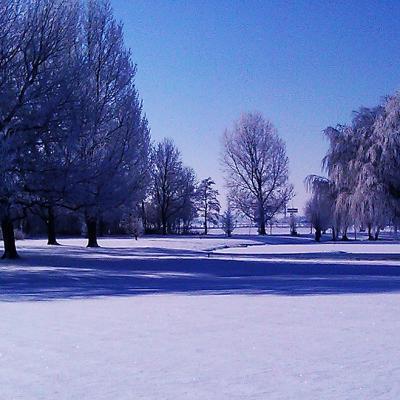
(1, 234, 400, 399)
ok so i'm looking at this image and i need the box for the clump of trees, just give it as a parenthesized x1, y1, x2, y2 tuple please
(0, 0, 150, 258)
(143, 139, 197, 235)
(1, 2, 303, 256)
(141, 140, 224, 236)
(222, 112, 293, 235)
(0, 1, 213, 256)
(306, 92, 400, 241)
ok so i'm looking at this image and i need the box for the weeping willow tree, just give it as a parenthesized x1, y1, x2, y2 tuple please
(350, 106, 389, 240)
(304, 175, 334, 242)
(322, 125, 356, 240)
(372, 93, 400, 233)
(307, 98, 400, 241)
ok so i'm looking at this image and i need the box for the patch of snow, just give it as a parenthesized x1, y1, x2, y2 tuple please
(1, 236, 400, 399)
(1, 295, 400, 399)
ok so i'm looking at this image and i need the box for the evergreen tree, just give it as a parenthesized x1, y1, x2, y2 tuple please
(196, 177, 220, 235)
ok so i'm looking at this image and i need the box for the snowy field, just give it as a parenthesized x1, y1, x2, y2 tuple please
(2, 232, 400, 399)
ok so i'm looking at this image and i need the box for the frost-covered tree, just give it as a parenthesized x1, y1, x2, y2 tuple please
(222, 112, 293, 235)
(312, 101, 397, 241)
(350, 106, 389, 239)
(17, 8, 81, 246)
(304, 175, 333, 242)
(371, 94, 400, 234)
(221, 203, 236, 237)
(322, 125, 357, 239)
(148, 139, 197, 235)
(0, 0, 150, 256)
(321, 106, 389, 240)
(0, 0, 81, 257)
(120, 211, 144, 240)
(175, 167, 197, 234)
(65, 0, 150, 247)
(196, 177, 220, 235)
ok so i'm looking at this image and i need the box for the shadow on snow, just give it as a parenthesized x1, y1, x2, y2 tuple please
(1, 245, 400, 301)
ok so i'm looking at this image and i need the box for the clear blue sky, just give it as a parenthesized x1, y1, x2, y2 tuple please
(111, 0, 400, 211)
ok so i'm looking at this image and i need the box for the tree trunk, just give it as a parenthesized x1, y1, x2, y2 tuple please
(374, 227, 380, 241)
(332, 227, 337, 241)
(204, 211, 208, 235)
(86, 218, 99, 247)
(367, 224, 373, 240)
(258, 212, 266, 235)
(141, 201, 147, 232)
(257, 202, 266, 235)
(1, 217, 18, 259)
(46, 207, 59, 245)
(315, 228, 321, 242)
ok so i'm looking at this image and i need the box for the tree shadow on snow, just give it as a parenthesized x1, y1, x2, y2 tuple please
(2, 246, 400, 301)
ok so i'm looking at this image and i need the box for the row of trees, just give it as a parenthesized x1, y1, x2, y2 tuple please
(144, 111, 295, 238)
(306, 92, 400, 241)
(0, 0, 150, 258)
(0, 2, 294, 258)
(143, 139, 221, 236)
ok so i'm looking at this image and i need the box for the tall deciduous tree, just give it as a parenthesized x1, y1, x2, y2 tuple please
(320, 106, 388, 240)
(0, 0, 150, 256)
(67, 0, 150, 247)
(222, 112, 293, 235)
(304, 175, 333, 242)
(149, 138, 196, 235)
(0, 0, 80, 258)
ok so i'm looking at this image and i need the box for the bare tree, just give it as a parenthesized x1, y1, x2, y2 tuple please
(222, 112, 293, 235)
(149, 139, 197, 235)
(196, 177, 220, 235)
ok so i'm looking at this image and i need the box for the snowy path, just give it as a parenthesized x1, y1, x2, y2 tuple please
(1, 236, 400, 399)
